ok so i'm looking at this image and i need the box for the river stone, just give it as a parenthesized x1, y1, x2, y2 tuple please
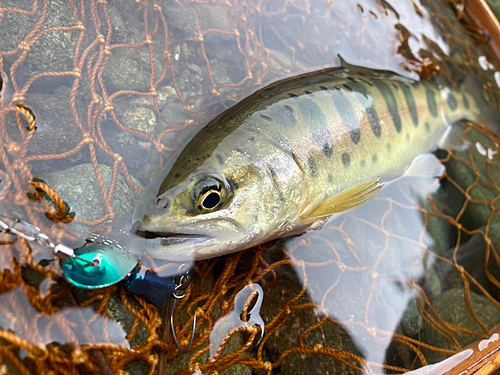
(160, 271, 252, 375)
(119, 106, 157, 135)
(443, 126, 500, 230)
(103, 48, 153, 93)
(422, 268, 441, 301)
(486, 0, 500, 21)
(0, 0, 78, 88)
(260, 261, 361, 375)
(420, 288, 500, 364)
(401, 296, 424, 338)
(36, 163, 142, 233)
(107, 291, 149, 347)
(161, 337, 252, 375)
(21, 86, 90, 173)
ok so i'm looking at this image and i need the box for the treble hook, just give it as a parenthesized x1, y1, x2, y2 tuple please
(170, 266, 196, 353)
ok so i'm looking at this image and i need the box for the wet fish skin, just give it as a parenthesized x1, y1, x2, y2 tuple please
(133, 66, 479, 260)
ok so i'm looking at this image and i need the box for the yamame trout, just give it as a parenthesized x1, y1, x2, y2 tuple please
(133, 62, 494, 260)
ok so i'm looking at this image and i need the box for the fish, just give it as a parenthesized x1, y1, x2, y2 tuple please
(132, 60, 495, 261)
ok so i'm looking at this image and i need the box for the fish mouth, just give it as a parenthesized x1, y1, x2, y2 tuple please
(133, 223, 212, 246)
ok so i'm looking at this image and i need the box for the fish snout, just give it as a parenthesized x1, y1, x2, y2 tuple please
(132, 202, 153, 229)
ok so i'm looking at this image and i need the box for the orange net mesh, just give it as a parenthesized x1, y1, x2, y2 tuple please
(1, 0, 500, 374)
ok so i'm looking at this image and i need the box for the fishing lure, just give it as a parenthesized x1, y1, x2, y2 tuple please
(0, 214, 195, 350)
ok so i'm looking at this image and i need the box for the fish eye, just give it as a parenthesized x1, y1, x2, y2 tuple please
(192, 176, 226, 213)
(198, 190, 222, 211)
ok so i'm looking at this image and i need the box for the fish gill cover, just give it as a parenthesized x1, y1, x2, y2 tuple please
(1, 0, 500, 374)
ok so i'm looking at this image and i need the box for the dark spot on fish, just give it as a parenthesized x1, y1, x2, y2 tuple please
(216, 154, 224, 166)
(248, 136, 255, 141)
(360, 159, 366, 168)
(329, 89, 361, 144)
(288, 93, 299, 98)
(425, 122, 431, 133)
(235, 147, 246, 155)
(348, 77, 357, 82)
(447, 92, 458, 111)
(387, 143, 392, 153)
(350, 129, 361, 144)
(400, 83, 418, 127)
(374, 81, 402, 133)
(342, 152, 351, 167)
(343, 84, 353, 91)
(297, 97, 332, 150)
(367, 107, 381, 139)
(267, 102, 296, 128)
(308, 156, 318, 177)
(426, 88, 438, 117)
(175, 173, 180, 178)
(392, 83, 399, 90)
(323, 143, 333, 158)
(463, 93, 469, 110)
(319, 85, 328, 91)
(328, 174, 334, 183)
(360, 78, 373, 87)
(372, 153, 378, 163)
(350, 81, 381, 139)
(304, 90, 315, 96)
(260, 114, 272, 121)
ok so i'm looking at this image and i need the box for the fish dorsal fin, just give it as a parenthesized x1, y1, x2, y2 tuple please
(301, 177, 383, 222)
(337, 55, 416, 83)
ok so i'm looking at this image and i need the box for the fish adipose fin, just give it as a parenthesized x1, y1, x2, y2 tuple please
(405, 153, 446, 178)
(302, 177, 383, 222)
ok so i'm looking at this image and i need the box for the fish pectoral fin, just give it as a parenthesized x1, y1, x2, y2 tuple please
(301, 177, 383, 222)
(405, 153, 445, 178)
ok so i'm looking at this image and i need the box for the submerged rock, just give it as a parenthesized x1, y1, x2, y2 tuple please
(36, 163, 142, 233)
(0, 0, 79, 88)
(420, 288, 500, 364)
(260, 261, 361, 375)
(401, 296, 424, 338)
(21, 87, 90, 173)
(119, 106, 157, 136)
(159, 271, 252, 375)
(103, 48, 154, 93)
(443, 126, 500, 230)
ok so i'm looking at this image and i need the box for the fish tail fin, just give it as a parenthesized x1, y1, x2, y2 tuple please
(460, 73, 500, 133)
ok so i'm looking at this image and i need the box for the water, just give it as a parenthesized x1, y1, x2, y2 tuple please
(1, 0, 500, 374)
